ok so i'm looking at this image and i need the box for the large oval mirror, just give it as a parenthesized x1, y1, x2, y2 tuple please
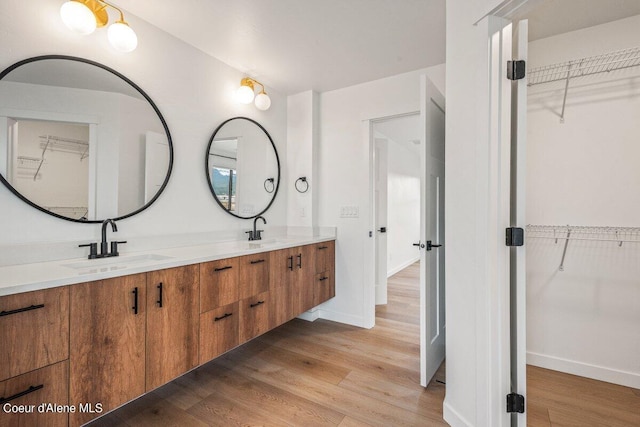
(206, 117, 280, 219)
(0, 55, 173, 223)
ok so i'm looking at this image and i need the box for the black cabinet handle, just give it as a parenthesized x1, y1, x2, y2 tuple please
(287, 256, 293, 271)
(132, 287, 138, 315)
(157, 282, 163, 308)
(319, 276, 329, 282)
(0, 304, 45, 317)
(318, 245, 328, 250)
(0, 384, 44, 404)
(250, 259, 265, 264)
(214, 312, 233, 321)
(297, 254, 302, 269)
(214, 266, 233, 272)
(250, 300, 265, 308)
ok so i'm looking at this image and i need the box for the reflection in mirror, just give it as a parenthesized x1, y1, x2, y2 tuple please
(0, 56, 173, 222)
(206, 117, 280, 219)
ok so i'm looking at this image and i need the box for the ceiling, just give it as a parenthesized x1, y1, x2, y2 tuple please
(111, 0, 640, 96)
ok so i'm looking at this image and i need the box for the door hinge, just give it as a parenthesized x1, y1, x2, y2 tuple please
(507, 60, 526, 80)
(506, 227, 524, 247)
(506, 393, 525, 413)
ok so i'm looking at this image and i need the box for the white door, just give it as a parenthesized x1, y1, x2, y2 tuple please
(144, 130, 169, 203)
(419, 75, 446, 386)
(374, 138, 388, 305)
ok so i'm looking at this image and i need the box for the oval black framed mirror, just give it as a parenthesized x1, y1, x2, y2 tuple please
(206, 117, 280, 219)
(0, 55, 173, 223)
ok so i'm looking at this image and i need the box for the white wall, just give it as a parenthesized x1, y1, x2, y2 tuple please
(526, 15, 640, 388)
(386, 138, 421, 275)
(316, 65, 445, 327)
(0, 0, 287, 250)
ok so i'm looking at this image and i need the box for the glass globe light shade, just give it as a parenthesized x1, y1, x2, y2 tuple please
(60, 1, 97, 35)
(236, 85, 255, 104)
(108, 21, 138, 52)
(254, 92, 271, 111)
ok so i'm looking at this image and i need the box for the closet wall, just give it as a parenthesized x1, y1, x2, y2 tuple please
(526, 14, 640, 388)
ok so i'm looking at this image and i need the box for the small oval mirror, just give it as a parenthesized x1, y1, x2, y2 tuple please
(206, 117, 280, 219)
(0, 55, 173, 223)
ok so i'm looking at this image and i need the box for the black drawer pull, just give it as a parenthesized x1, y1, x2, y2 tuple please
(214, 266, 233, 272)
(0, 384, 44, 404)
(318, 246, 329, 250)
(250, 300, 265, 308)
(132, 287, 139, 315)
(157, 282, 163, 308)
(287, 256, 294, 271)
(0, 304, 45, 317)
(297, 254, 302, 269)
(319, 276, 329, 282)
(214, 312, 233, 321)
(250, 259, 266, 264)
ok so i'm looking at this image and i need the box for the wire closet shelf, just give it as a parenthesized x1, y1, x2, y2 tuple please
(526, 225, 640, 244)
(527, 46, 640, 86)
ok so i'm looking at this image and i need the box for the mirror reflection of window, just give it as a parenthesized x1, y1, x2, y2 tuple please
(211, 166, 236, 211)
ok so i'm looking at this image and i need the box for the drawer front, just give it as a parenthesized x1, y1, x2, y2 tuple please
(238, 254, 269, 300)
(0, 360, 69, 427)
(314, 271, 335, 306)
(239, 291, 270, 342)
(0, 287, 69, 381)
(199, 302, 239, 363)
(200, 258, 240, 313)
(314, 241, 335, 274)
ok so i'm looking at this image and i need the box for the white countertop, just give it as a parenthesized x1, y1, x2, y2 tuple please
(0, 234, 335, 297)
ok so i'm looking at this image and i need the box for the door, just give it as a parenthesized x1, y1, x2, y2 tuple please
(419, 75, 446, 387)
(144, 130, 169, 203)
(374, 138, 388, 305)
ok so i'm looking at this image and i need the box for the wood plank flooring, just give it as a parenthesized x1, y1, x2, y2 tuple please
(89, 261, 640, 426)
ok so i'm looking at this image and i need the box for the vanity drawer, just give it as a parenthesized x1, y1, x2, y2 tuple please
(0, 287, 69, 381)
(200, 258, 240, 313)
(238, 254, 269, 300)
(315, 240, 335, 274)
(239, 291, 270, 342)
(314, 271, 335, 306)
(199, 302, 239, 363)
(0, 360, 69, 427)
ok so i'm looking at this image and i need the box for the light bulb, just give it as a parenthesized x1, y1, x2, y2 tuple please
(236, 85, 255, 104)
(60, 0, 97, 35)
(108, 21, 138, 52)
(254, 92, 271, 111)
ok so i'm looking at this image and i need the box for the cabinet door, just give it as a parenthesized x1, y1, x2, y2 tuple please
(239, 291, 270, 342)
(200, 257, 239, 313)
(314, 272, 335, 306)
(70, 274, 146, 427)
(238, 253, 269, 300)
(199, 302, 239, 363)
(291, 245, 315, 315)
(0, 360, 69, 427)
(146, 265, 199, 391)
(315, 240, 335, 273)
(0, 286, 69, 381)
(269, 248, 294, 328)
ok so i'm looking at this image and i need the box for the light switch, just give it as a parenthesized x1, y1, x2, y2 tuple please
(340, 205, 359, 218)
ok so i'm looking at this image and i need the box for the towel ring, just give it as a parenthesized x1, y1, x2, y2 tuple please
(295, 177, 309, 193)
(264, 178, 275, 193)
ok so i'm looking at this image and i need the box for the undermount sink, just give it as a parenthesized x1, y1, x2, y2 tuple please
(238, 238, 291, 249)
(63, 253, 174, 273)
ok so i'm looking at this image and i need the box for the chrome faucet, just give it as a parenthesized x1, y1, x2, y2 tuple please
(247, 216, 267, 241)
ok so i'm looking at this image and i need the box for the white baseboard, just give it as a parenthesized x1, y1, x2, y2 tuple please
(310, 308, 368, 328)
(443, 399, 473, 427)
(296, 309, 320, 322)
(527, 351, 640, 389)
(387, 256, 420, 277)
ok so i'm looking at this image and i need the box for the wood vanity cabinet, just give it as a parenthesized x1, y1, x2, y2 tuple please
(0, 286, 69, 382)
(291, 245, 315, 314)
(0, 360, 69, 427)
(314, 241, 336, 306)
(200, 257, 240, 313)
(269, 248, 295, 327)
(199, 302, 239, 362)
(239, 290, 270, 342)
(69, 273, 147, 427)
(238, 253, 269, 299)
(145, 265, 199, 391)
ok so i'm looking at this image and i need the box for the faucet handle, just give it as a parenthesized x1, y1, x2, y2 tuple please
(79, 243, 98, 259)
(110, 241, 127, 257)
(245, 230, 255, 241)
(255, 230, 264, 240)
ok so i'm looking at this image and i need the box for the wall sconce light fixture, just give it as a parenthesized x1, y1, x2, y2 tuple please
(236, 77, 271, 111)
(60, 0, 138, 53)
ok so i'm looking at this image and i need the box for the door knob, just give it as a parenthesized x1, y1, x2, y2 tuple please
(426, 240, 443, 251)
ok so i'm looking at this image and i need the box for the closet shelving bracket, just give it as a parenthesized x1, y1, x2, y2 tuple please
(527, 46, 640, 122)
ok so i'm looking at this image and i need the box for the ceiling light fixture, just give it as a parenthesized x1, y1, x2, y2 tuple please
(60, 0, 138, 53)
(236, 77, 271, 111)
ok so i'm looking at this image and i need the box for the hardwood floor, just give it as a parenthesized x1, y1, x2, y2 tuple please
(88, 261, 640, 426)
(89, 261, 446, 426)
